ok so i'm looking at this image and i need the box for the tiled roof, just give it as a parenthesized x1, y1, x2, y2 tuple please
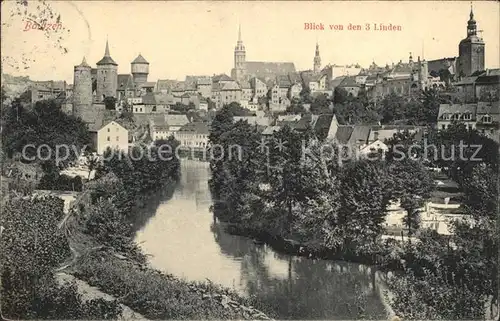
(96, 55, 118, 66)
(165, 114, 190, 126)
(349, 125, 371, 145)
(177, 122, 209, 135)
(277, 75, 292, 88)
(476, 101, 500, 115)
(334, 125, 354, 144)
(233, 116, 271, 126)
(142, 93, 156, 105)
(212, 74, 233, 83)
(131, 54, 149, 64)
(197, 77, 212, 85)
(156, 79, 179, 92)
(154, 93, 174, 105)
(140, 82, 156, 88)
(221, 82, 241, 91)
(438, 103, 477, 119)
(212, 82, 222, 91)
(244, 61, 296, 82)
(117, 74, 135, 90)
(338, 76, 360, 88)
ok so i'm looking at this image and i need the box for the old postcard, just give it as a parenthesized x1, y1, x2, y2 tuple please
(1, 1, 499, 320)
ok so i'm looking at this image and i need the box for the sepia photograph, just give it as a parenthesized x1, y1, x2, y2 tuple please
(1, 0, 499, 320)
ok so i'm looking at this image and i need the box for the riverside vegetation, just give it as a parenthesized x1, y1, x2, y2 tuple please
(208, 104, 499, 320)
(1, 98, 273, 319)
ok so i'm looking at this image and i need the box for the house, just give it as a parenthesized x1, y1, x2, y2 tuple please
(150, 115, 170, 141)
(239, 80, 252, 102)
(174, 122, 210, 150)
(165, 114, 190, 135)
(196, 77, 212, 98)
(337, 76, 362, 97)
(219, 81, 242, 108)
(234, 110, 272, 126)
(117, 74, 136, 100)
(199, 97, 209, 111)
(96, 121, 129, 155)
(249, 77, 268, 100)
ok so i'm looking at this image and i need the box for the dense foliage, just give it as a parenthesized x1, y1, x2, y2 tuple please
(208, 105, 499, 319)
(1, 99, 92, 180)
(0, 196, 122, 319)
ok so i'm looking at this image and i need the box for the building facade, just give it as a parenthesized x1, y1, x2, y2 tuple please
(73, 57, 93, 117)
(97, 121, 129, 155)
(96, 40, 118, 101)
(457, 7, 485, 77)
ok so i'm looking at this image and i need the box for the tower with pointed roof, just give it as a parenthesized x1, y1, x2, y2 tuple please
(131, 54, 149, 86)
(457, 6, 485, 77)
(231, 24, 246, 81)
(73, 57, 92, 117)
(313, 42, 321, 73)
(96, 40, 118, 101)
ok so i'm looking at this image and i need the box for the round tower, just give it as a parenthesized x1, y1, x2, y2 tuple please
(458, 6, 485, 77)
(131, 54, 149, 86)
(73, 57, 92, 117)
(96, 39, 118, 101)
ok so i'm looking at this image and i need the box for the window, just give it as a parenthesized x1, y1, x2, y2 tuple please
(107, 136, 110, 141)
(116, 136, 119, 141)
(107, 128, 110, 132)
(468, 124, 473, 130)
(483, 115, 492, 123)
(463, 113, 471, 120)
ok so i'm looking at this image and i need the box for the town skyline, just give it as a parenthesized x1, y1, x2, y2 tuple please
(2, 1, 499, 83)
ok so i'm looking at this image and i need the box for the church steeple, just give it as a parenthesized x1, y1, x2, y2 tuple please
(313, 42, 321, 73)
(467, 5, 477, 37)
(105, 38, 110, 56)
(233, 24, 246, 81)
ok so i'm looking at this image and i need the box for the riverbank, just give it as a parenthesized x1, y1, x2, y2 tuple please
(222, 222, 404, 271)
(62, 164, 274, 320)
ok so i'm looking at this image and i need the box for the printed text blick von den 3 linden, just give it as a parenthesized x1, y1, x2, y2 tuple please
(304, 22, 403, 31)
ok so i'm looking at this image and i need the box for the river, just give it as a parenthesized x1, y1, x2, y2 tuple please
(135, 159, 388, 319)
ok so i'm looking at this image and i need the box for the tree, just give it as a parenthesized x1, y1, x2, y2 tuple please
(104, 96, 117, 110)
(1, 196, 122, 319)
(388, 159, 435, 239)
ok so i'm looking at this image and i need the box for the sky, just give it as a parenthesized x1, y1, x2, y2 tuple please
(2, 1, 499, 83)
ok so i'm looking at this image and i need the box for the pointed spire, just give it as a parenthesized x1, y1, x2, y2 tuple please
(470, 4, 474, 19)
(105, 38, 110, 57)
(238, 24, 242, 42)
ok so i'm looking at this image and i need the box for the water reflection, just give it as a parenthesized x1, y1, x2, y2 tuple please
(135, 160, 386, 319)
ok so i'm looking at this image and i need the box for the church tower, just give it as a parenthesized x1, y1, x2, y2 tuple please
(96, 39, 118, 101)
(231, 25, 246, 81)
(313, 42, 321, 73)
(73, 57, 92, 117)
(458, 6, 485, 77)
(131, 53, 149, 86)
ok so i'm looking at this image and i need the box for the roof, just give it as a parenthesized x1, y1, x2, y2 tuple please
(177, 122, 209, 135)
(475, 75, 500, 85)
(277, 115, 301, 122)
(334, 125, 354, 144)
(150, 115, 169, 131)
(277, 75, 292, 88)
(156, 79, 180, 92)
(221, 82, 241, 91)
(212, 74, 233, 83)
(197, 77, 212, 85)
(131, 54, 149, 64)
(142, 92, 156, 105)
(99, 120, 127, 132)
(368, 128, 419, 142)
(165, 114, 190, 126)
(117, 74, 135, 90)
(244, 61, 296, 82)
(349, 125, 371, 145)
(454, 76, 478, 86)
(329, 76, 347, 89)
(96, 55, 118, 66)
(427, 57, 457, 75)
(233, 116, 271, 126)
(154, 93, 174, 105)
(438, 103, 477, 120)
(338, 76, 361, 88)
(476, 101, 500, 115)
(140, 82, 156, 88)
